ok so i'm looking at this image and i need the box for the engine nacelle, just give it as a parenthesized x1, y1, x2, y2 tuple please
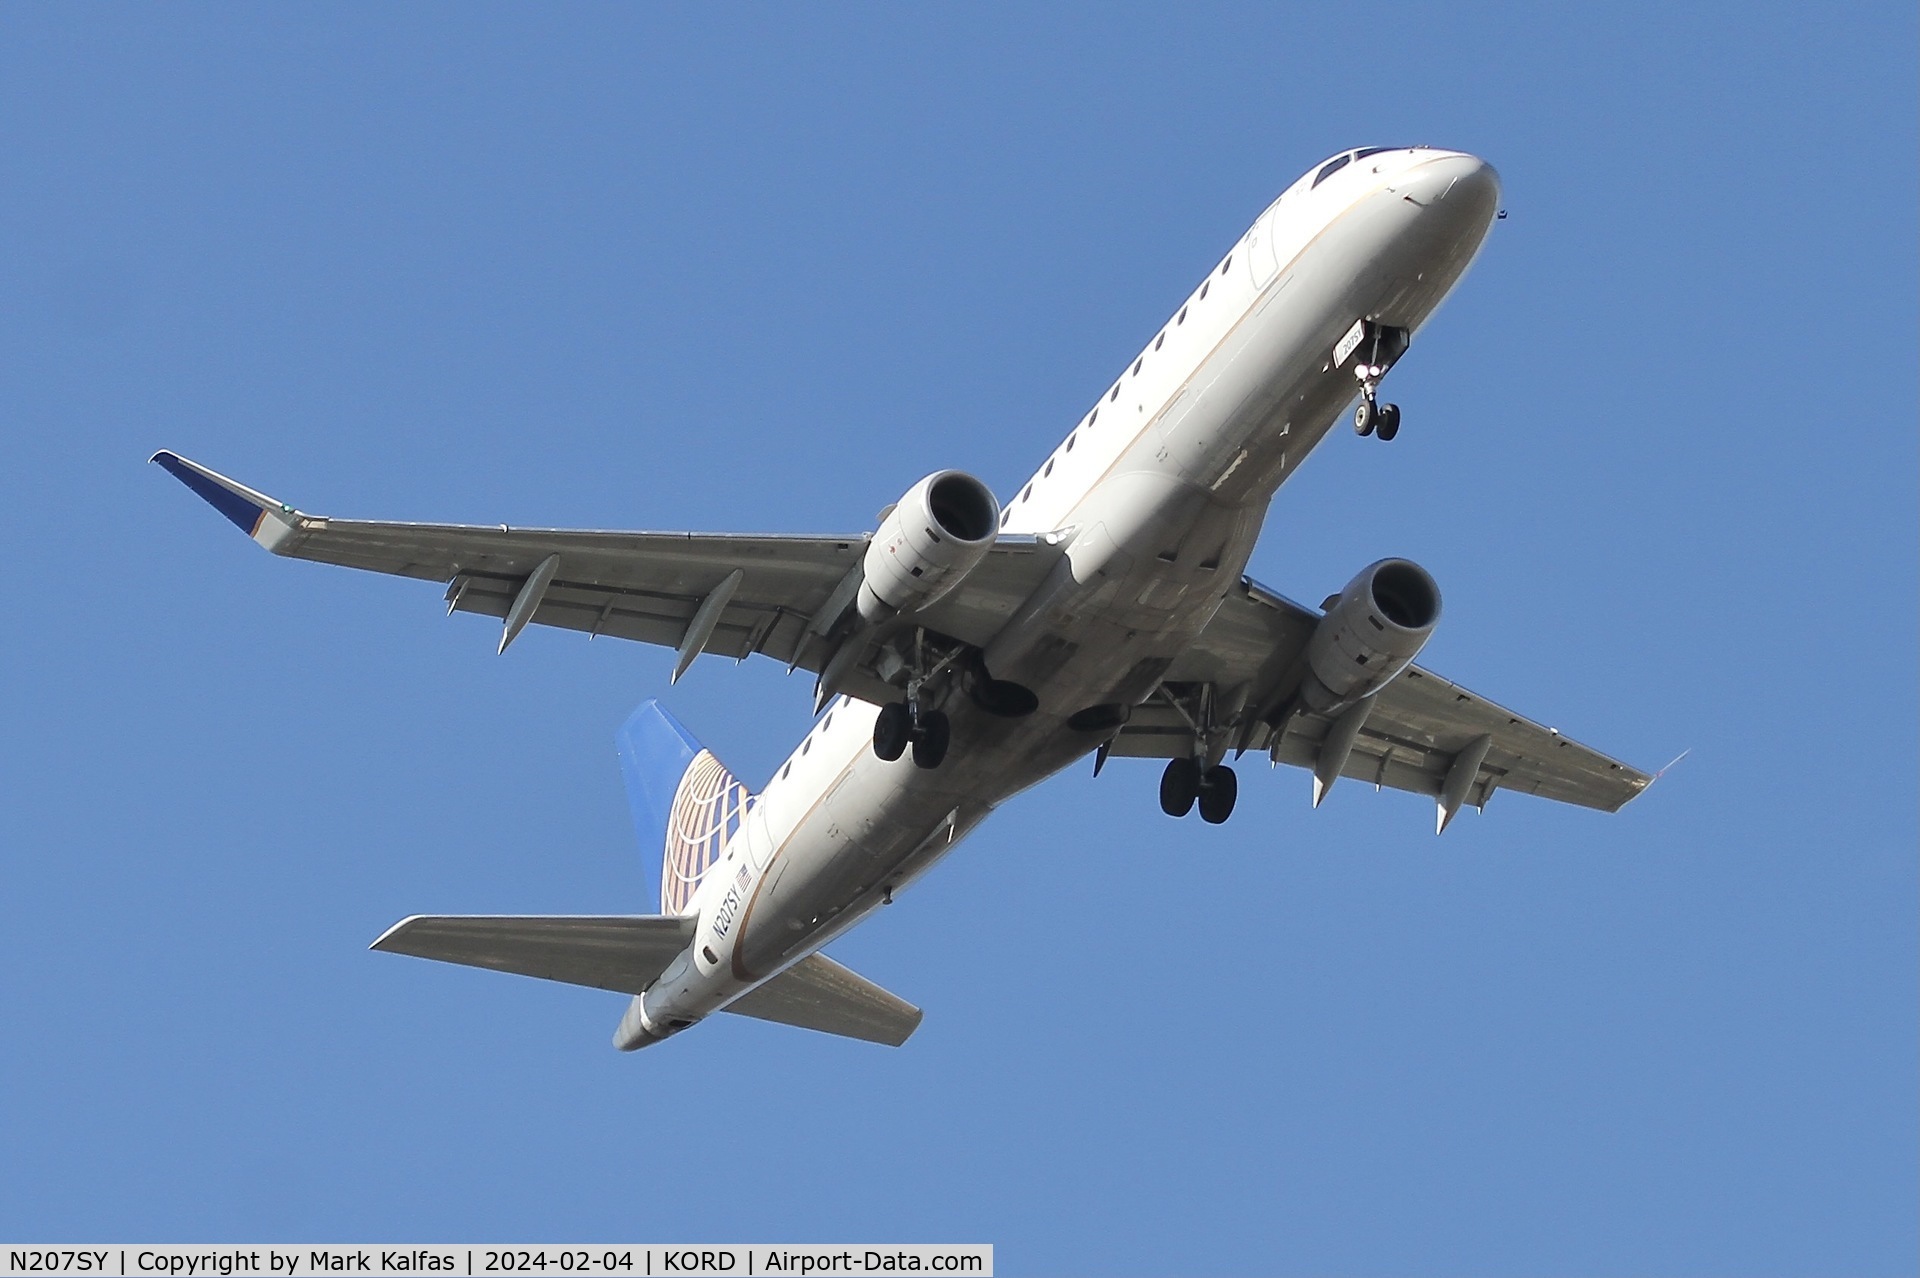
(1298, 558, 1442, 713)
(857, 470, 1001, 622)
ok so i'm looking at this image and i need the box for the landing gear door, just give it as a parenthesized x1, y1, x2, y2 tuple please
(1334, 319, 1410, 376)
(1245, 207, 1281, 290)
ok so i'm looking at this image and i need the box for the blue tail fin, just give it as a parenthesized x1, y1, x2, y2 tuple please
(616, 700, 751, 916)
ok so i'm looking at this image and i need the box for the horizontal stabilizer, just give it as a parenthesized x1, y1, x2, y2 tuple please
(722, 953, 923, 1047)
(371, 914, 695, 996)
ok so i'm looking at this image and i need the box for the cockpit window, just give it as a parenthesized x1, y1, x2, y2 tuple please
(1313, 154, 1351, 187)
(1353, 146, 1393, 161)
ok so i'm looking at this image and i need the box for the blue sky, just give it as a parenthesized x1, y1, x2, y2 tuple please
(2, 5, 1914, 1274)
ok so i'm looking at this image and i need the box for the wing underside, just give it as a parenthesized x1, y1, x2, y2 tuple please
(151, 450, 1049, 699)
(156, 450, 1648, 817)
(1123, 577, 1650, 813)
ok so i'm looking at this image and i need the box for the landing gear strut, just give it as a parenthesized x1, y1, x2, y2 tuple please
(871, 628, 953, 769)
(1151, 681, 1242, 823)
(1346, 320, 1408, 442)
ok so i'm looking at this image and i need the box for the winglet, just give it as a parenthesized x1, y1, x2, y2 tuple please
(150, 450, 306, 551)
(1646, 749, 1690, 790)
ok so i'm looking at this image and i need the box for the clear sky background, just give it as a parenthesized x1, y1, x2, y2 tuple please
(2, 6, 1914, 1275)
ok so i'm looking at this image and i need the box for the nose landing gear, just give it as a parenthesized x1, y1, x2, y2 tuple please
(1353, 394, 1401, 441)
(1341, 319, 1409, 442)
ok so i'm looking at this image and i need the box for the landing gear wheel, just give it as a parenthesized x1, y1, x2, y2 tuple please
(1197, 765, 1238, 824)
(910, 710, 950, 769)
(1375, 403, 1401, 442)
(1159, 757, 1201, 817)
(1353, 398, 1376, 437)
(872, 702, 911, 762)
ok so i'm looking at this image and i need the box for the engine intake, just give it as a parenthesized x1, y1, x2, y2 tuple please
(1298, 558, 1441, 713)
(858, 471, 1000, 622)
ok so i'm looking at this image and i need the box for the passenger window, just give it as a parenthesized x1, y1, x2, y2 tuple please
(1219, 256, 1232, 275)
(1155, 332, 1165, 350)
(824, 712, 833, 730)
(1313, 154, 1350, 187)
(1200, 281, 1209, 300)
(1043, 459, 1054, 477)
(1089, 409, 1098, 425)
(1019, 485, 1031, 502)
(1177, 306, 1187, 325)
(1109, 384, 1120, 402)
(1065, 434, 1075, 452)
(1132, 358, 1143, 376)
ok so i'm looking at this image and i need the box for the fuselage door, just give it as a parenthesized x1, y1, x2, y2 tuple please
(743, 802, 775, 871)
(1246, 205, 1281, 290)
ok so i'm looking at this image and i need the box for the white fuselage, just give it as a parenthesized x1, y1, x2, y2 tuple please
(631, 147, 1501, 1042)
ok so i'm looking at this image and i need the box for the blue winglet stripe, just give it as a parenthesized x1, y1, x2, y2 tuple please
(152, 451, 266, 536)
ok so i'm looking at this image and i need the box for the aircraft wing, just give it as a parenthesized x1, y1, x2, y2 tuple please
(152, 451, 1051, 682)
(1119, 576, 1652, 817)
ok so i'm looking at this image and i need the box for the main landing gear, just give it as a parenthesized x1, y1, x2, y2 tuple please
(873, 701, 950, 769)
(870, 627, 958, 769)
(1160, 756, 1238, 824)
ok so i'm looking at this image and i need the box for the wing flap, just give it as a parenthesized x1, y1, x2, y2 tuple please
(370, 914, 697, 996)
(721, 953, 923, 1047)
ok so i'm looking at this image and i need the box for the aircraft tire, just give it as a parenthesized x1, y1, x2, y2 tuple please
(1198, 765, 1238, 824)
(1376, 403, 1401, 441)
(911, 710, 951, 769)
(1353, 400, 1376, 436)
(873, 702, 911, 762)
(1160, 757, 1201, 817)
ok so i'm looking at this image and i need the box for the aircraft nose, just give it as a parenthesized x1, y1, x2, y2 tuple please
(1402, 152, 1501, 226)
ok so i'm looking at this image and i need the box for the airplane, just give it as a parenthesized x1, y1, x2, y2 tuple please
(154, 145, 1650, 1052)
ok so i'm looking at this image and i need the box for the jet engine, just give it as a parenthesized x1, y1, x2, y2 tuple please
(857, 470, 1001, 622)
(1297, 558, 1441, 712)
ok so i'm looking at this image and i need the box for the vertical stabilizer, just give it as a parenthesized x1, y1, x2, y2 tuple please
(616, 700, 752, 916)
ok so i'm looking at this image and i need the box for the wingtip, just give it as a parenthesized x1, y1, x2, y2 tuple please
(369, 915, 425, 952)
(882, 1006, 926, 1048)
(151, 449, 300, 540)
(1653, 749, 1691, 783)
